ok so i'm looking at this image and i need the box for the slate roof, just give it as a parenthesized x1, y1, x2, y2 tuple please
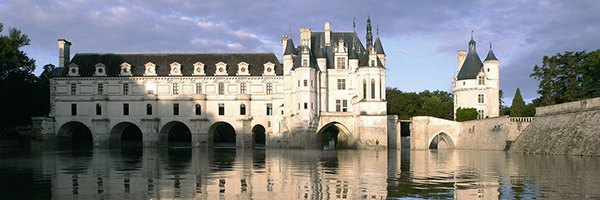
(485, 44, 498, 61)
(374, 37, 385, 55)
(57, 52, 282, 77)
(457, 38, 483, 80)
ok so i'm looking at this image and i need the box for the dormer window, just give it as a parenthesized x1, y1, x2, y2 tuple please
(478, 76, 485, 85)
(263, 62, 276, 75)
(170, 62, 182, 76)
(120, 62, 132, 76)
(193, 62, 205, 75)
(303, 59, 308, 66)
(336, 57, 346, 69)
(215, 62, 228, 75)
(144, 62, 157, 76)
(237, 61, 250, 76)
(67, 63, 79, 76)
(94, 63, 106, 76)
(370, 60, 375, 66)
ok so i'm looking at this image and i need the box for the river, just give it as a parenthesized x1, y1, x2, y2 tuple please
(0, 148, 599, 199)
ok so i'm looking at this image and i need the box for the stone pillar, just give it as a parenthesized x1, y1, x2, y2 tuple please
(141, 118, 160, 147)
(92, 118, 110, 147)
(237, 119, 253, 148)
(191, 118, 210, 148)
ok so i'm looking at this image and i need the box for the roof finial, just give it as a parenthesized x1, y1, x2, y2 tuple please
(490, 42, 492, 49)
(353, 17, 356, 32)
(471, 30, 473, 40)
(289, 26, 292, 37)
(377, 25, 379, 36)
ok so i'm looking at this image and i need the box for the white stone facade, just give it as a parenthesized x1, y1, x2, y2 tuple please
(51, 20, 388, 149)
(453, 37, 500, 120)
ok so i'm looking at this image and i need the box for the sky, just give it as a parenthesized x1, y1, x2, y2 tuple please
(1, 0, 600, 105)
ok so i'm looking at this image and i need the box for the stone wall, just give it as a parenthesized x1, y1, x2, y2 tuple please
(510, 97, 600, 156)
(387, 115, 400, 149)
(457, 117, 508, 150)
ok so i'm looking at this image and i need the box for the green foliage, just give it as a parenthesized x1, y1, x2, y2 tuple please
(386, 88, 453, 120)
(0, 23, 51, 128)
(455, 107, 478, 122)
(531, 50, 600, 106)
(510, 88, 526, 117)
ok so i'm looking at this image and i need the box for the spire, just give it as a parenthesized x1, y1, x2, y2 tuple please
(353, 17, 356, 32)
(485, 42, 498, 61)
(284, 37, 296, 55)
(374, 25, 384, 54)
(289, 26, 292, 37)
(468, 31, 476, 52)
(366, 15, 373, 48)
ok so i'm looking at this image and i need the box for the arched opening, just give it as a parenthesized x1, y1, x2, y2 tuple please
(210, 122, 236, 148)
(57, 121, 93, 150)
(160, 121, 192, 148)
(110, 122, 143, 149)
(0, 131, 25, 148)
(252, 125, 266, 148)
(316, 122, 353, 149)
(429, 132, 456, 150)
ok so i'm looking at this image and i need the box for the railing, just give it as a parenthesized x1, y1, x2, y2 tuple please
(509, 117, 535, 123)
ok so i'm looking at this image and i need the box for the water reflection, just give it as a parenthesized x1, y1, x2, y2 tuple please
(1, 148, 600, 199)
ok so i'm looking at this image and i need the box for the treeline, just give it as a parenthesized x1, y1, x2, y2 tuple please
(386, 88, 454, 120)
(531, 50, 600, 106)
(0, 23, 53, 128)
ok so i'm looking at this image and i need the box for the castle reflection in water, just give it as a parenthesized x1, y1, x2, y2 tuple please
(4, 148, 600, 199)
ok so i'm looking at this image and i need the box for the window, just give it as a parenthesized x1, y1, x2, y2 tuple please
(267, 121, 271, 128)
(71, 104, 77, 116)
(123, 83, 129, 95)
(195, 104, 201, 115)
(363, 80, 367, 99)
(337, 79, 346, 90)
(298, 80, 300, 87)
(487, 68, 490, 72)
(96, 104, 102, 115)
(123, 103, 129, 115)
(196, 83, 202, 94)
(98, 83, 103, 95)
(371, 79, 376, 99)
(371, 60, 375, 66)
(173, 103, 179, 115)
(337, 57, 346, 69)
(71, 84, 76, 95)
(173, 83, 179, 95)
(303, 80, 308, 87)
(240, 83, 246, 94)
(311, 80, 314, 88)
(266, 103, 272, 116)
(266, 83, 273, 94)
(303, 59, 308, 66)
(478, 76, 485, 85)
(336, 100, 341, 112)
(304, 103, 308, 109)
(218, 83, 224, 95)
(478, 94, 485, 104)
(342, 100, 348, 112)
(219, 103, 225, 115)
(240, 104, 246, 115)
(311, 103, 313, 110)
(478, 110, 485, 119)
(146, 104, 152, 115)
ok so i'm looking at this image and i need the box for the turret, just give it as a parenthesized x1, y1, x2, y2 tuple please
(283, 38, 296, 75)
(324, 22, 331, 46)
(374, 26, 385, 66)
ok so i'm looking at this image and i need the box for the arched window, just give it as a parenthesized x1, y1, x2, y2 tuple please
(240, 104, 246, 115)
(363, 80, 367, 99)
(147, 104, 152, 115)
(371, 79, 376, 99)
(96, 104, 102, 115)
(173, 103, 179, 115)
(195, 104, 201, 115)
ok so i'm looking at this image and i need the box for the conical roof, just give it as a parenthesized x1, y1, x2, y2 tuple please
(457, 38, 483, 80)
(485, 43, 498, 61)
(374, 37, 385, 54)
(284, 38, 296, 55)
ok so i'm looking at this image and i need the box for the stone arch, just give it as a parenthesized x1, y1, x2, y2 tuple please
(0, 130, 25, 148)
(429, 132, 456, 149)
(57, 121, 93, 149)
(209, 121, 236, 148)
(316, 122, 353, 149)
(159, 121, 192, 147)
(110, 121, 143, 148)
(252, 124, 266, 148)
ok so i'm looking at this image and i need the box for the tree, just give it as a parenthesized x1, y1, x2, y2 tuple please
(0, 23, 48, 128)
(510, 88, 526, 117)
(531, 50, 600, 106)
(455, 107, 478, 122)
(386, 88, 454, 120)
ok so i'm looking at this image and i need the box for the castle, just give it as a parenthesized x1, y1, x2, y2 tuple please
(453, 35, 500, 119)
(50, 19, 389, 149)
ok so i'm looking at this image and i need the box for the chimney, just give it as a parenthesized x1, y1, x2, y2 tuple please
(58, 39, 71, 68)
(324, 22, 331, 46)
(300, 28, 311, 47)
(457, 50, 466, 71)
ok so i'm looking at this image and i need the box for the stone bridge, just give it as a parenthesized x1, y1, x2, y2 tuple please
(410, 116, 533, 150)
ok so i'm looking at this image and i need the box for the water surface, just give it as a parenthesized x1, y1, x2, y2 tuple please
(1, 148, 599, 199)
